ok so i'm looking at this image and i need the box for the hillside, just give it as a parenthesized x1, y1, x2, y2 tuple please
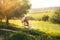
(27, 7, 60, 20)
(29, 7, 60, 13)
(0, 20, 60, 40)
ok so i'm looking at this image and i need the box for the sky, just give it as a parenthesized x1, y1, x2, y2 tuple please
(29, 0, 60, 8)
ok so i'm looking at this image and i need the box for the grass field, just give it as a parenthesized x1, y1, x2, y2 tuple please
(1, 19, 60, 40)
(1, 10, 60, 40)
(3, 20, 59, 37)
(27, 10, 55, 18)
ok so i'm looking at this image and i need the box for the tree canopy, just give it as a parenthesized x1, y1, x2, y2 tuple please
(0, 0, 31, 23)
(0, 0, 30, 18)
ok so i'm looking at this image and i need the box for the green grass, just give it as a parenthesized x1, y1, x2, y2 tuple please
(0, 8, 60, 40)
(27, 10, 55, 18)
(2, 20, 60, 36)
(30, 20, 60, 36)
(26, 10, 56, 21)
(0, 20, 60, 40)
(7, 20, 60, 36)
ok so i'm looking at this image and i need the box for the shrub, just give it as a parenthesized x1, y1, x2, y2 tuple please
(8, 32, 35, 40)
(29, 17, 35, 20)
(50, 9, 60, 24)
(42, 15, 49, 21)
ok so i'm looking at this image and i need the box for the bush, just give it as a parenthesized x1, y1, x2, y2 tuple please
(8, 32, 35, 40)
(50, 9, 60, 24)
(0, 28, 60, 40)
(29, 17, 35, 20)
(42, 15, 49, 21)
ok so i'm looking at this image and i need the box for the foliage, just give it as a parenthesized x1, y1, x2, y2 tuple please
(50, 9, 60, 24)
(8, 32, 35, 40)
(42, 15, 49, 21)
(29, 17, 35, 20)
(0, 0, 31, 24)
(0, 28, 60, 40)
(9, 0, 31, 18)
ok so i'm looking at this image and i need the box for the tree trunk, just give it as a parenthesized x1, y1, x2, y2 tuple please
(0, 18, 2, 23)
(5, 16, 9, 25)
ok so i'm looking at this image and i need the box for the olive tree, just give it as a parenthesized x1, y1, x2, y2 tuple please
(0, 0, 31, 24)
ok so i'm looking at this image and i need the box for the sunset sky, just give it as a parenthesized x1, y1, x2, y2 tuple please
(29, 0, 60, 8)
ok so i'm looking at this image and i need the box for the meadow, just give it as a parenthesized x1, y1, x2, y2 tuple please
(27, 10, 55, 19)
(0, 10, 60, 40)
(9, 20, 60, 36)
(1, 19, 60, 40)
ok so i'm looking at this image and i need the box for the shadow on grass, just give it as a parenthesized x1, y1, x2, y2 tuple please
(0, 22, 60, 40)
(0, 22, 20, 31)
(0, 29, 60, 40)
